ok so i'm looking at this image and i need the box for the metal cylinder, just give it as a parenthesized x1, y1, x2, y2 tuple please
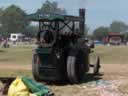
(79, 9, 85, 36)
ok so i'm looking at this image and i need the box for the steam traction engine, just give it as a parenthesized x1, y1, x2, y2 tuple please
(28, 9, 100, 83)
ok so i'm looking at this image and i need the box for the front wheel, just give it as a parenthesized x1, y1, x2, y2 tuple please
(67, 50, 86, 84)
(93, 56, 100, 74)
(32, 53, 42, 81)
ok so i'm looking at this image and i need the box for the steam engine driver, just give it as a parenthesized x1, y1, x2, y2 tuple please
(37, 30, 54, 47)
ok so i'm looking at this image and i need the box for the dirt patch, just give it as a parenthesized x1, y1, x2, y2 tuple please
(101, 64, 128, 80)
(118, 81, 128, 94)
(51, 85, 100, 96)
(50, 64, 128, 96)
(0, 64, 31, 70)
(0, 64, 128, 96)
(0, 64, 128, 76)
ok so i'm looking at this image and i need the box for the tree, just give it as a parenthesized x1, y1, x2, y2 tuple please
(25, 25, 38, 37)
(93, 26, 109, 40)
(0, 8, 3, 23)
(110, 21, 128, 33)
(0, 8, 4, 36)
(37, 0, 66, 15)
(1, 5, 29, 37)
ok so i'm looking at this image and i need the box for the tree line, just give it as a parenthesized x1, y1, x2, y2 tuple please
(0, 0, 66, 38)
(0, 0, 128, 40)
(92, 21, 128, 41)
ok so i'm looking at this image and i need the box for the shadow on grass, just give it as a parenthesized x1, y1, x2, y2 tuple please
(43, 73, 104, 86)
(0, 50, 5, 53)
(81, 73, 103, 83)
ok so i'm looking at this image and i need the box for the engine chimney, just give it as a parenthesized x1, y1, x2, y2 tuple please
(79, 8, 85, 36)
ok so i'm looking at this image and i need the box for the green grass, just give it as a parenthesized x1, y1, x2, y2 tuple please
(0, 69, 32, 77)
(0, 47, 33, 65)
(91, 45, 128, 64)
(0, 46, 33, 77)
(0, 45, 128, 77)
(1, 45, 128, 65)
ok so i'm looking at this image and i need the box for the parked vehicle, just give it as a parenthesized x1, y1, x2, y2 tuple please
(28, 9, 101, 83)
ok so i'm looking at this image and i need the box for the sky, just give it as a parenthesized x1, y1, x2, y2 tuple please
(0, 0, 128, 32)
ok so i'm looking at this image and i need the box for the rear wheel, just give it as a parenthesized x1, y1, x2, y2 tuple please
(32, 53, 42, 81)
(67, 56, 77, 83)
(67, 50, 86, 84)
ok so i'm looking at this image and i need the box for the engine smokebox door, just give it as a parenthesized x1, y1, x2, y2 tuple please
(34, 48, 62, 81)
(35, 48, 52, 65)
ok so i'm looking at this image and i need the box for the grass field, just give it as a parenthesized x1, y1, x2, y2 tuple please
(1, 45, 128, 96)
(0, 46, 33, 77)
(92, 45, 128, 64)
(0, 45, 128, 77)
(0, 46, 33, 65)
(1, 45, 128, 64)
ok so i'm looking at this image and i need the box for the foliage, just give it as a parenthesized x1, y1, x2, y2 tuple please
(93, 21, 128, 40)
(124, 32, 128, 40)
(110, 21, 128, 32)
(25, 25, 38, 37)
(0, 8, 3, 23)
(93, 26, 109, 40)
(0, 1, 67, 37)
(37, 0, 66, 15)
(0, 8, 3, 35)
(0, 5, 29, 37)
